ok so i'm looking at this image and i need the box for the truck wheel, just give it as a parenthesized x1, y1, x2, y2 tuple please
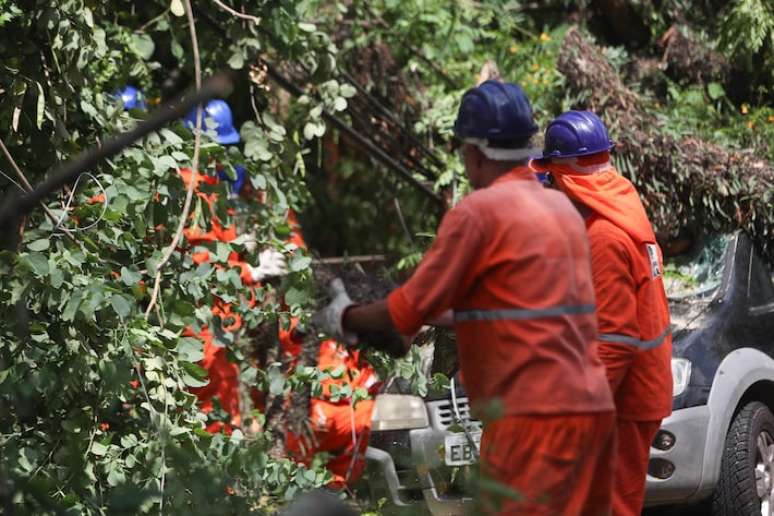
(712, 401, 774, 516)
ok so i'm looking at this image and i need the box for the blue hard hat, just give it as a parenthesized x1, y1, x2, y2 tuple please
(116, 85, 146, 111)
(541, 110, 614, 159)
(218, 164, 247, 195)
(185, 99, 240, 145)
(453, 81, 538, 142)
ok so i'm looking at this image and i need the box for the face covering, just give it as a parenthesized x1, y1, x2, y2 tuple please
(534, 152, 656, 244)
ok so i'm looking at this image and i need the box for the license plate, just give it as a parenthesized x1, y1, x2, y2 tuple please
(444, 431, 482, 466)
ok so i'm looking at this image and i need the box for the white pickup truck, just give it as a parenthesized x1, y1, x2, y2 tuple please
(365, 233, 774, 515)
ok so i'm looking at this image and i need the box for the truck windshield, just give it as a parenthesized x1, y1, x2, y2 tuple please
(663, 234, 730, 301)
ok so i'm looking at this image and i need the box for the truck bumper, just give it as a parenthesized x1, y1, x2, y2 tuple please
(644, 405, 711, 506)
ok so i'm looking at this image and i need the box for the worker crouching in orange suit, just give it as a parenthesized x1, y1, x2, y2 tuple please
(279, 212, 378, 486)
(533, 111, 673, 516)
(314, 82, 616, 515)
(282, 326, 379, 487)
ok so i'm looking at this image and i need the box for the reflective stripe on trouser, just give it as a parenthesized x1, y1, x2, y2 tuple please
(597, 325, 671, 350)
(454, 304, 595, 322)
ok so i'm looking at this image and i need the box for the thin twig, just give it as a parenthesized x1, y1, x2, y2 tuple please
(0, 137, 78, 243)
(312, 254, 386, 265)
(145, 0, 203, 320)
(393, 197, 414, 245)
(154, 4, 201, 509)
(135, 7, 170, 33)
(211, 0, 261, 23)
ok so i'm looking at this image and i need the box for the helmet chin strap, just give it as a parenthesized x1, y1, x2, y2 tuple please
(464, 137, 538, 162)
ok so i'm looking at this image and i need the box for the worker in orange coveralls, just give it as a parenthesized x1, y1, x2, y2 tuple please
(182, 100, 378, 483)
(533, 111, 672, 516)
(180, 99, 288, 433)
(279, 211, 378, 486)
(314, 81, 616, 515)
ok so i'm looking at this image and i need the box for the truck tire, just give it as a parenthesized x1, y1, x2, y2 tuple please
(712, 401, 774, 516)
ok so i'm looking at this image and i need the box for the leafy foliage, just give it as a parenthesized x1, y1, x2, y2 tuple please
(1, 0, 773, 515)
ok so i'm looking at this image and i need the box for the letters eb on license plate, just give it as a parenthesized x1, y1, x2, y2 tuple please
(444, 432, 482, 466)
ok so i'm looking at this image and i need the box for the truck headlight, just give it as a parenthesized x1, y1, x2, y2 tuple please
(371, 394, 429, 431)
(672, 358, 692, 397)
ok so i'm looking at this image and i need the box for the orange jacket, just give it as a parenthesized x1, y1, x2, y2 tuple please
(388, 167, 613, 417)
(547, 157, 673, 420)
(178, 168, 237, 244)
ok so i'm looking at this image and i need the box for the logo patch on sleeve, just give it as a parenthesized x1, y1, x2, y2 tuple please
(646, 243, 662, 279)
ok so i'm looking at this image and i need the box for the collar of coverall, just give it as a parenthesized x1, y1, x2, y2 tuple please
(492, 165, 536, 185)
(540, 154, 657, 244)
(464, 137, 541, 162)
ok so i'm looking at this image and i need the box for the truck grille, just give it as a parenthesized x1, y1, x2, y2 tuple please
(433, 398, 479, 429)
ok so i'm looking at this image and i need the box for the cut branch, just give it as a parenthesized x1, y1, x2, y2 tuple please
(558, 27, 774, 258)
(211, 0, 261, 24)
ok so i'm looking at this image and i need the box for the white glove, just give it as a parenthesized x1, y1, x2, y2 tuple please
(249, 248, 288, 282)
(311, 278, 358, 345)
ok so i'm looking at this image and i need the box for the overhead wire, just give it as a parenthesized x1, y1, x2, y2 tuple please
(0, 168, 25, 192)
(51, 172, 109, 234)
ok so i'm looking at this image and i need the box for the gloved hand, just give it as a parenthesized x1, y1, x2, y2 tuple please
(249, 248, 288, 282)
(311, 278, 357, 345)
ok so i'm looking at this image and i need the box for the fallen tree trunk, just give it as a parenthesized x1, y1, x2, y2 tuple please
(558, 27, 774, 260)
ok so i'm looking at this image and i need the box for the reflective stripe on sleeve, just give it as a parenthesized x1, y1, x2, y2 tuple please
(454, 303, 596, 322)
(597, 325, 671, 350)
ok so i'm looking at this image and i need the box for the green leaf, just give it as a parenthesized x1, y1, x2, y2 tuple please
(284, 286, 308, 306)
(298, 22, 316, 32)
(328, 365, 345, 379)
(228, 51, 245, 70)
(49, 263, 64, 288)
(171, 38, 183, 59)
(181, 362, 209, 387)
(268, 367, 285, 395)
(177, 337, 204, 362)
(333, 97, 347, 112)
(35, 82, 45, 129)
(181, 372, 209, 388)
(339, 84, 357, 98)
(62, 290, 84, 321)
(303, 122, 318, 140)
(110, 294, 132, 319)
(24, 252, 49, 276)
(131, 33, 155, 60)
(120, 266, 142, 286)
(289, 253, 311, 272)
(707, 82, 725, 100)
(90, 442, 107, 456)
(170, 0, 185, 17)
(28, 238, 50, 251)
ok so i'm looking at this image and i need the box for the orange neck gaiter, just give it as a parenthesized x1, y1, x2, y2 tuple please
(538, 152, 656, 244)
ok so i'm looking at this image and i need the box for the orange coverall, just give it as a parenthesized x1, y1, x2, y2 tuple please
(543, 153, 673, 516)
(179, 169, 377, 482)
(281, 214, 378, 485)
(282, 334, 378, 486)
(177, 168, 247, 433)
(387, 167, 615, 515)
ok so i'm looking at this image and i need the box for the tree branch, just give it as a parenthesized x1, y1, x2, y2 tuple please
(145, 0, 204, 320)
(211, 0, 261, 24)
(0, 138, 78, 244)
